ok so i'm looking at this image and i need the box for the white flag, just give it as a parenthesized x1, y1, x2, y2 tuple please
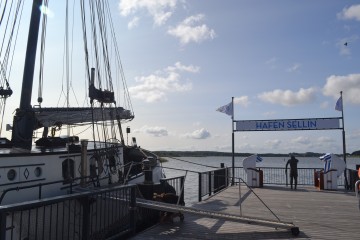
(216, 102, 233, 116)
(335, 96, 343, 111)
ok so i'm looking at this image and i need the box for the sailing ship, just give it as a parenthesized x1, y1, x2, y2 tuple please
(0, 0, 164, 205)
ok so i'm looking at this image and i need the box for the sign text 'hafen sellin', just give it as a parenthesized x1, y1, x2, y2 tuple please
(235, 118, 342, 132)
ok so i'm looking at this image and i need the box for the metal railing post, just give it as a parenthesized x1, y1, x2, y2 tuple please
(38, 183, 42, 199)
(198, 173, 202, 202)
(81, 197, 90, 240)
(355, 180, 360, 210)
(180, 176, 185, 203)
(0, 211, 6, 240)
(208, 172, 212, 197)
(130, 186, 136, 235)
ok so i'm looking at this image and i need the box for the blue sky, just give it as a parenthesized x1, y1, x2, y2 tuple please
(113, 0, 360, 154)
(2, 0, 360, 154)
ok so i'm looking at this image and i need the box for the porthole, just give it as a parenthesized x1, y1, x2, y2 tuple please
(34, 167, 42, 177)
(7, 169, 16, 181)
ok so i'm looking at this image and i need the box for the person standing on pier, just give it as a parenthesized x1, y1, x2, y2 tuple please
(286, 155, 299, 190)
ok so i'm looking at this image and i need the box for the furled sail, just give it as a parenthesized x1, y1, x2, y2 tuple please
(34, 107, 133, 129)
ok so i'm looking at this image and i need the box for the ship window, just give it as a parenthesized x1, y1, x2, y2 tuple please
(7, 169, 16, 181)
(62, 159, 75, 184)
(34, 167, 42, 177)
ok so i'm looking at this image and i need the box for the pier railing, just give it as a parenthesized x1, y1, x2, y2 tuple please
(198, 167, 230, 202)
(232, 167, 346, 186)
(198, 166, 348, 201)
(160, 176, 185, 203)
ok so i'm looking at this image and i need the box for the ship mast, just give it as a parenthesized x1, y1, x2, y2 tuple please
(11, 0, 43, 150)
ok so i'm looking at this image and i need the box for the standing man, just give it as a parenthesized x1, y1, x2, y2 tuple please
(286, 155, 299, 190)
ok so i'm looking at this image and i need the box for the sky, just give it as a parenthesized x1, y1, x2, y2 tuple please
(2, 0, 360, 154)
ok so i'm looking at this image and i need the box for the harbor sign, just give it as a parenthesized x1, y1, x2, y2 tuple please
(235, 117, 342, 131)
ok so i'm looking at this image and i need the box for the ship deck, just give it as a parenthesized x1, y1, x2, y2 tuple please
(131, 185, 359, 239)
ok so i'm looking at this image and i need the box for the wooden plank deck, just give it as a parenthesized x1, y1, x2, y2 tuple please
(131, 185, 359, 239)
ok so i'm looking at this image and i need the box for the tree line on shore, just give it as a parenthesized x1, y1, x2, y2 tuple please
(154, 150, 360, 158)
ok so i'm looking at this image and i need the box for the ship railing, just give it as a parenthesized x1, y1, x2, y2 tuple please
(0, 184, 139, 240)
(0, 175, 110, 204)
(0, 160, 147, 205)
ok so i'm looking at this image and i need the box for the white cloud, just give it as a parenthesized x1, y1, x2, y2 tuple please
(263, 111, 277, 117)
(119, 0, 177, 26)
(167, 14, 216, 45)
(166, 62, 200, 73)
(129, 62, 199, 103)
(183, 128, 211, 139)
(128, 17, 140, 29)
(234, 96, 250, 107)
(338, 4, 360, 21)
(134, 125, 168, 137)
(320, 101, 329, 109)
(265, 57, 277, 69)
(237, 142, 256, 151)
(317, 136, 335, 143)
(322, 73, 360, 104)
(287, 63, 301, 72)
(265, 139, 282, 149)
(291, 136, 310, 145)
(258, 87, 317, 106)
(348, 129, 360, 140)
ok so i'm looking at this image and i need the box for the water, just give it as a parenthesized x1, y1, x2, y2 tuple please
(161, 156, 360, 205)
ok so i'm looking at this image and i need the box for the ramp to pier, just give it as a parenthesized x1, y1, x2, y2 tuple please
(136, 198, 299, 235)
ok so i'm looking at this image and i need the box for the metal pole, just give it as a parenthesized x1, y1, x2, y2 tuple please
(231, 97, 235, 185)
(198, 173, 202, 202)
(339, 91, 349, 189)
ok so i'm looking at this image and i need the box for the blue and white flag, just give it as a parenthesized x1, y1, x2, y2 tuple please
(323, 159, 332, 173)
(216, 102, 233, 116)
(335, 96, 343, 111)
(256, 155, 263, 163)
(319, 153, 332, 173)
(319, 153, 331, 161)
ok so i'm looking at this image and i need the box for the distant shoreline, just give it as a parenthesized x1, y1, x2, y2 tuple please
(154, 151, 360, 158)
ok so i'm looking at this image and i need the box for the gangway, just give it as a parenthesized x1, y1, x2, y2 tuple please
(136, 198, 300, 236)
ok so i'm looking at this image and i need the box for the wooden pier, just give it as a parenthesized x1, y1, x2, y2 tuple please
(131, 185, 359, 239)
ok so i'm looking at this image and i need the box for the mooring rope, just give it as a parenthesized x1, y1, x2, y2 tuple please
(165, 156, 220, 169)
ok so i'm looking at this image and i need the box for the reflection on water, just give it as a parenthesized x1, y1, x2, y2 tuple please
(161, 156, 360, 206)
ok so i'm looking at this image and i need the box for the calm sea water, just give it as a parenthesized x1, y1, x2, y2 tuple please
(161, 156, 360, 205)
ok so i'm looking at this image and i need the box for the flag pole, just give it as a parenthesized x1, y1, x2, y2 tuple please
(339, 91, 349, 189)
(231, 97, 235, 186)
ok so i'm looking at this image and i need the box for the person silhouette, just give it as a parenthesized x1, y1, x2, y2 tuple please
(286, 155, 299, 190)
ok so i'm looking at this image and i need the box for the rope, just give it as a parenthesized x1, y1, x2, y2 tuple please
(166, 156, 219, 169)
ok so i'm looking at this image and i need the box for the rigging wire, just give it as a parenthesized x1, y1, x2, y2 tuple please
(0, 0, 9, 27)
(0, 0, 13, 59)
(0, 0, 24, 135)
(38, 0, 49, 105)
(104, 1, 133, 115)
(166, 156, 219, 169)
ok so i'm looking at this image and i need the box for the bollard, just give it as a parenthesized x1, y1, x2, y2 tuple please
(142, 159, 153, 184)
